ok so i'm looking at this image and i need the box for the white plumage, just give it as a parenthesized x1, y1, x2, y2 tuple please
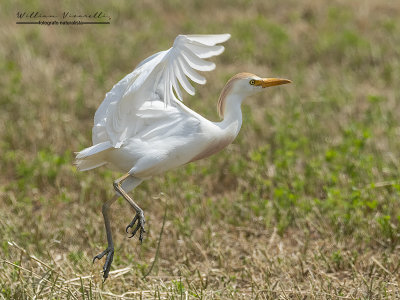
(76, 34, 231, 180)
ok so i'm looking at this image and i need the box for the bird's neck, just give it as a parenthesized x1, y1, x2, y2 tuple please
(216, 93, 244, 136)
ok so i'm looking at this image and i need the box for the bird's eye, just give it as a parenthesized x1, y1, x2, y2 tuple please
(249, 79, 255, 85)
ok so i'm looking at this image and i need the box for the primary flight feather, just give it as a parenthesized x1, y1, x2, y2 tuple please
(75, 33, 291, 280)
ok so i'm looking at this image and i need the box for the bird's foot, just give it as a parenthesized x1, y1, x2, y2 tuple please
(93, 247, 114, 281)
(125, 210, 146, 243)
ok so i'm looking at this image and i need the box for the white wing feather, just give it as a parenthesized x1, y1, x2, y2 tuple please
(92, 34, 230, 148)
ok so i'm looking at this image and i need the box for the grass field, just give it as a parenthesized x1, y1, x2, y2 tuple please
(1, 0, 400, 298)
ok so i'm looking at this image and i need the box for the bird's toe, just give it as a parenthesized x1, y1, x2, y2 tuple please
(102, 249, 114, 280)
(125, 214, 138, 233)
(126, 211, 146, 242)
(92, 247, 114, 281)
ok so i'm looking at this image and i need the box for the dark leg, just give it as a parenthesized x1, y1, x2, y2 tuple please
(93, 194, 118, 281)
(113, 173, 146, 243)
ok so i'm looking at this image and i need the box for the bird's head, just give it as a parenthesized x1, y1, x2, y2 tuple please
(218, 72, 291, 118)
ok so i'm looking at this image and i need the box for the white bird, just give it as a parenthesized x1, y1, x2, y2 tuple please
(75, 33, 291, 280)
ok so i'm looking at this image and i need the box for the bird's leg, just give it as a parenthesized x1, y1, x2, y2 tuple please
(93, 194, 118, 281)
(113, 173, 146, 243)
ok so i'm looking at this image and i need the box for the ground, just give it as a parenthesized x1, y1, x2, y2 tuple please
(1, 0, 400, 299)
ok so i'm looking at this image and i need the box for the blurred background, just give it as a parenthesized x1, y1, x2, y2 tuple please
(1, 0, 400, 298)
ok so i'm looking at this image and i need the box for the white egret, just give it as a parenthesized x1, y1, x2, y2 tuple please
(75, 33, 291, 280)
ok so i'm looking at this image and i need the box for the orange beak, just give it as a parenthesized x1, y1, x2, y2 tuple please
(254, 78, 292, 88)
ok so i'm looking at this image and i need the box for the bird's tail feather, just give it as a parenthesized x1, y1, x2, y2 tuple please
(75, 141, 112, 171)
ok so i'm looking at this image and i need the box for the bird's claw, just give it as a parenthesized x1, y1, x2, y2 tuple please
(93, 247, 114, 281)
(126, 210, 146, 243)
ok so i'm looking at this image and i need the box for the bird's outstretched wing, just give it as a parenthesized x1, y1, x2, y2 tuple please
(93, 34, 231, 148)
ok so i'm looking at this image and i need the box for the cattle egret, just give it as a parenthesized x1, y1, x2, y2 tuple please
(75, 33, 291, 280)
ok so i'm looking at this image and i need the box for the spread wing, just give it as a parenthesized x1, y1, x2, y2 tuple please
(92, 34, 231, 148)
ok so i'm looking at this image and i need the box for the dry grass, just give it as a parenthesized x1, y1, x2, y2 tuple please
(1, 0, 400, 298)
